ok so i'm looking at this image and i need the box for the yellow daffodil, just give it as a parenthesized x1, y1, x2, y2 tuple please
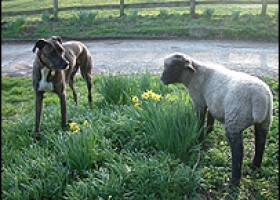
(146, 90, 154, 97)
(153, 94, 162, 101)
(134, 103, 141, 108)
(83, 120, 89, 127)
(141, 92, 149, 99)
(132, 96, 139, 103)
(151, 93, 157, 100)
(69, 122, 80, 132)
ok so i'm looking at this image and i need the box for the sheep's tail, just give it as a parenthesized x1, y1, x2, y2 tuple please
(252, 86, 273, 128)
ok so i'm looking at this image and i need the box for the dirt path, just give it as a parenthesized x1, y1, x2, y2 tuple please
(1, 39, 278, 77)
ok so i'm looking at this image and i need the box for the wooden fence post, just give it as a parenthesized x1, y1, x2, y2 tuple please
(261, 0, 267, 15)
(190, 0, 196, 18)
(120, 0, 125, 17)
(53, 0, 58, 20)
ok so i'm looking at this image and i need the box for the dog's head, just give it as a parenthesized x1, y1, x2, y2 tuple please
(161, 53, 196, 85)
(32, 36, 69, 70)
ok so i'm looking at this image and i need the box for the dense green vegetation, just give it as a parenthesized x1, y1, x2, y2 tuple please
(2, 1, 278, 41)
(2, 74, 279, 199)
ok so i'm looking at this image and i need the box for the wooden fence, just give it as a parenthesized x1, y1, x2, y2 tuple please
(2, 0, 278, 19)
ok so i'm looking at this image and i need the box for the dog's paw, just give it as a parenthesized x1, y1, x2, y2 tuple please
(33, 132, 42, 141)
(62, 124, 70, 131)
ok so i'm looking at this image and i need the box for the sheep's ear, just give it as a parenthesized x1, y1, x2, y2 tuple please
(184, 61, 196, 72)
(32, 39, 48, 53)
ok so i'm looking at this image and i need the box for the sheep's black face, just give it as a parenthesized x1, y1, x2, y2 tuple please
(161, 54, 186, 85)
(161, 63, 184, 85)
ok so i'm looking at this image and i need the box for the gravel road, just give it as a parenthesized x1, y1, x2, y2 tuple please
(1, 39, 278, 77)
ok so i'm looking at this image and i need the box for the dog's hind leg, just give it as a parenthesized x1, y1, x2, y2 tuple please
(81, 64, 92, 104)
(85, 74, 92, 104)
(79, 50, 93, 105)
(68, 66, 79, 105)
(69, 73, 78, 105)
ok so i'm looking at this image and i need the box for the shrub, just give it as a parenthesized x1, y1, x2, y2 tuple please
(159, 9, 169, 17)
(54, 131, 98, 174)
(2, 146, 68, 199)
(231, 10, 241, 21)
(132, 89, 202, 161)
(64, 152, 201, 199)
(203, 8, 215, 18)
(3, 17, 26, 33)
(76, 11, 98, 22)
(95, 72, 168, 105)
(128, 10, 138, 21)
(41, 11, 52, 22)
(96, 74, 137, 105)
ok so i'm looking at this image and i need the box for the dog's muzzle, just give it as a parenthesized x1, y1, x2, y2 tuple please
(51, 60, 69, 70)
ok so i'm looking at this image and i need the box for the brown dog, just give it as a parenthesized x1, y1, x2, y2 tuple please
(32, 36, 93, 136)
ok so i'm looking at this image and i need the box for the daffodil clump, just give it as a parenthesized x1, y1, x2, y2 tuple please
(69, 120, 89, 133)
(132, 90, 162, 108)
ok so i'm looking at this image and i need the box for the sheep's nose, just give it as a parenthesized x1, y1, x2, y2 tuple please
(160, 76, 167, 84)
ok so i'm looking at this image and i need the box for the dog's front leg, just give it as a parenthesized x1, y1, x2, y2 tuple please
(59, 91, 67, 128)
(35, 91, 44, 134)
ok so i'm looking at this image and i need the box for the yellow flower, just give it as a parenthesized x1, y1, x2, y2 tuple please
(69, 122, 80, 132)
(83, 120, 89, 127)
(134, 103, 141, 108)
(153, 94, 162, 101)
(132, 96, 139, 103)
(146, 90, 154, 98)
(151, 93, 157, 100)
(141, 92, 149, 99)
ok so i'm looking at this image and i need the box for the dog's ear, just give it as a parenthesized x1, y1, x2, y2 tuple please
(32, 39, 48, 53)
(50, 36, 62, 44)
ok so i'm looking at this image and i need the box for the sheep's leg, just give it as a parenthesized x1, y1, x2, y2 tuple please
(251, 123, 268, 169)
(227, 131, 243, 185)
(206, 111, 214, 133)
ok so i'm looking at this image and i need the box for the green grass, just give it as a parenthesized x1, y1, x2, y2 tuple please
(2, 1, 278, 41)
(2, 74, 279, 199)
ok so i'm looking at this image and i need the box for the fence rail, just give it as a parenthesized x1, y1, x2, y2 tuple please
(2, 0, 278, 18)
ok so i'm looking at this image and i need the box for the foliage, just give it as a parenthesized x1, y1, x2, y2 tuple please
(127, 10, 138, 21)
(159, 9, 169, 17)
(1, 3, 278, 41)
(76, 11, 98, 22)
(231, 10, 241, 21)
(95, 74, 137, 105)
(1, 75, 279, 199)
(41, 11, 52, 22)
(132, 89, 201, 162)
(203, 8, 215, 18)
(95, 72, 169, 105)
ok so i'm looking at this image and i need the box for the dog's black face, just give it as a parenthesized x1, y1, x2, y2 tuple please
(161, 54, 195, 85)
(33, 36, 69, 70)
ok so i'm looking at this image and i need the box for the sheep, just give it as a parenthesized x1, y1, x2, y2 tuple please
(160, 53, 273, 185)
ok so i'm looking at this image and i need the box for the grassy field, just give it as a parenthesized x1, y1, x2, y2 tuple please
(2, 73, 279, 199)
(2, 0, 278, 41)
